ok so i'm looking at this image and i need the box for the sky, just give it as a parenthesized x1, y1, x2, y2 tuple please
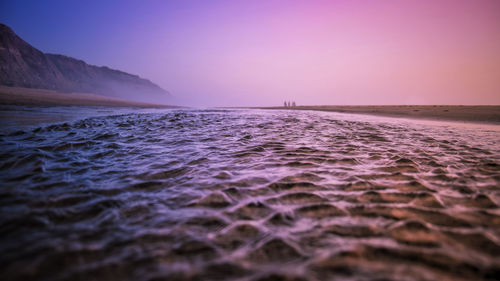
(1, 0, 499, 106)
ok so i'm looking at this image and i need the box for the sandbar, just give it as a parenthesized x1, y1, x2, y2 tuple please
(260, 105, 500, 124)
(0, 86, 174, 108)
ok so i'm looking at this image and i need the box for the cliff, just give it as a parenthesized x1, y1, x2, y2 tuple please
(0, 23, 170, 103)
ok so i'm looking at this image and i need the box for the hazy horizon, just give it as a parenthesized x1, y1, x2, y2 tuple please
(1, 0, 500, 107)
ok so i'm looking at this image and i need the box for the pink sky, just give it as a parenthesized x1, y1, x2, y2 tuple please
(153, 0, 500, 106)
(4, 0, 499, 106)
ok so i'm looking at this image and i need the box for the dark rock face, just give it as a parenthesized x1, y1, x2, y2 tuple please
(0, 24, 170, 103)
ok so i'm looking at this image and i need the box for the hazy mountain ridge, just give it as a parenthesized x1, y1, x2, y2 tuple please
(0, 23, 169, 103)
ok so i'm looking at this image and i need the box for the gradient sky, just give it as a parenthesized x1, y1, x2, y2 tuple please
(1, 0, 499, 106)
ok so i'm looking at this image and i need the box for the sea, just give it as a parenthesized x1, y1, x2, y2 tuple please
(1, 106, 499, 281)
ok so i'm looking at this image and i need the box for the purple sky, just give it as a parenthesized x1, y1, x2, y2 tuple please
(1, 0, 500, 106)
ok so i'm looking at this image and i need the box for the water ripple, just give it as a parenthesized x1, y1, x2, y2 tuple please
(1, 109, 499, 281)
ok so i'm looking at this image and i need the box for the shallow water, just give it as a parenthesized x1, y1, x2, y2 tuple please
(1, 109, 499, 281)
(0, 105, 166, 128)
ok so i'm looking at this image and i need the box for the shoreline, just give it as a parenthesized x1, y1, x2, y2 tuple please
(0, 86, 176, 108)
(257, 105, 500, 124)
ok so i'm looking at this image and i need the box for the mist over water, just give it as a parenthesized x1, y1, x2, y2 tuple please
(1, 108, 499, 281)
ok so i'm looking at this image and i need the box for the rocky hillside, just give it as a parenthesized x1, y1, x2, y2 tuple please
(0, 24, 170, 103)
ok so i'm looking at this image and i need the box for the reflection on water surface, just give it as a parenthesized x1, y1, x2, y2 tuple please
(1, 109, 499, 281)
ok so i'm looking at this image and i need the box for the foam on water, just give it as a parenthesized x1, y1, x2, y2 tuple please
(1, 109, 499, 281)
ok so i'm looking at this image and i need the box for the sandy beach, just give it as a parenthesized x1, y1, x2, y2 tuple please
(0, 86, 173, 108)
(260, 105, 500, 124)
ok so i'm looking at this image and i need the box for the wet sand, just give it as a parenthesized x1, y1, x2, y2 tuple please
(260, 105, 500, 124)
(0, 86, 173, 108)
